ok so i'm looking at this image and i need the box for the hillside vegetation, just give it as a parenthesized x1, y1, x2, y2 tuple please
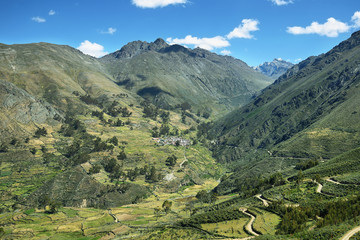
(1, 32, 360, 239)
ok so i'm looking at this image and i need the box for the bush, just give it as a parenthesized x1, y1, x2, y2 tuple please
(165, 155, 177, 167)
(0, 143, 8, 153)
(34, 127, 47, 138)
(89, 164, 101, 174)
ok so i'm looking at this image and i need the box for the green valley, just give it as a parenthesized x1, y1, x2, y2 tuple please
(1, 30, 360, 240)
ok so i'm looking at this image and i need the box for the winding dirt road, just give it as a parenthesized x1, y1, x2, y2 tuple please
(316, 181, 323, 193)
(255, 194, 270, 207)
(325, 178, 342, 185)
(339, 226, 360, 240)
(240, 208, 259, 237)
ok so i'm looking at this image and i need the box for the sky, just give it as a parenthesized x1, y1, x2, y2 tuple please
(1, 0, 360, 66)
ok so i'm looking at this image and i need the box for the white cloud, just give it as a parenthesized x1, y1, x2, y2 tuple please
(49, 10, 55, 15)
(132, 0, 187, 8)
(77, 40, 108, 58)
(101, 27, 117, 35)
(287, 17, 350, 37)
(221, 50, 231, 55)
(270, 0, 293, 6)
(227, 19, 260, 39)
(166, 35, 230, 51)
(352, 11, 360, 28)
(31, 16, 46, 23)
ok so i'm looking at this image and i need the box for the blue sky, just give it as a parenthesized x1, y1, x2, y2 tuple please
(1, 0, 359, 66)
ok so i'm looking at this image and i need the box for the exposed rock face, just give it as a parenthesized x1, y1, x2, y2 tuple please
(0, 79, 61, 124)
(0, 79, 63, 140)
(28, 166, 149, 208)
(105, 38, 169, 59)
(254, 58, 294, 80)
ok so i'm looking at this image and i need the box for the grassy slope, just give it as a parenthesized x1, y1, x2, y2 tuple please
(211, 30, 360, 162)
(102, 43, 272, 116)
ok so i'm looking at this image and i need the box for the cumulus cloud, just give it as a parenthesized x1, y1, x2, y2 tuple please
(31, 16, 46, 23)
(221, 50, 231, 55)
(49, 10, 55, 15)
(77, 40, 108, 58)
(166, 35, 230, 51)
(227, 19, 260, 39)
(287, 17, 350, 37)
(270, 0, 293, 6)
(101, 27, 117, 35)
(352, 11, 360, 28)
(132, 0, 187, 8)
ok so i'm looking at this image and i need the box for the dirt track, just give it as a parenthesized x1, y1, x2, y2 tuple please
(240, 208, 259, 237)
(339, 226, 360, 240)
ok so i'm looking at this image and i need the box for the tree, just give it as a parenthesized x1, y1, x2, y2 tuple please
(103, 158, 118, 173)
(47, 200, 61, 214)
(162, 200, 172, 214)
(10, 138, 18, 146)
(165, 155, 177, 167)
(159, 124, 170, 136)
(108, 136, 118, 146)
(0, 143, 8, 153)
(160, 111, 170, 124)
(89, 164, 101, 174)
(34, 127, 47, 138)
(117, 150, 127, 160)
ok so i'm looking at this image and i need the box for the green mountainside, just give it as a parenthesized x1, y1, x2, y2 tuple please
(1, 32, 360, 240)
(211, 30, 360, 163)
(101, 38, 272, 115)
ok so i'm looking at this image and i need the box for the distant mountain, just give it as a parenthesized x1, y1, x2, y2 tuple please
(210, 30, 360, 193)
(101, 39, 272, 115)
(254, 58, 294, 79)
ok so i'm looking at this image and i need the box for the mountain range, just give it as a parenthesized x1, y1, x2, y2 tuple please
(1, 32, 360, 239)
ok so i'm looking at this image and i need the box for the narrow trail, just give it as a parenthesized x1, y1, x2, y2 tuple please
(240, 208, 259, 237)
(316, 181, 323, 193)
(108, 210, 118, 223)
(179, 147, 188, 168)
(339, 226, 360, 240)
(325, 178, 342, 185)
(255, 194, 270, 207)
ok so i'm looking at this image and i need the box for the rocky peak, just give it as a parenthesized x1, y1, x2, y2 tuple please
(254, 58, 294, 80)
(105, 38, 169, 59)
(153, 38, 168, 49)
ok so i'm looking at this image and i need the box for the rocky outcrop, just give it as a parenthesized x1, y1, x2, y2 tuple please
(0, 79, 63, 141)
(27, 166, 149, 208)
(104, 38, 169, 60)
(0, 79, 62, 124)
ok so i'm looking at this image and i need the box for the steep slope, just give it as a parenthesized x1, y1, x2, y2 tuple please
(101, 39, 272, 115)
(254, 58, 294, 79)
(0, 79, 62, 141)
(0, 42, 134, 111)
(211, 30, 360, 165)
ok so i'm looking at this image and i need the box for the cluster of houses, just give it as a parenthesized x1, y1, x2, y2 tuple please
(152, 136, 191, 146)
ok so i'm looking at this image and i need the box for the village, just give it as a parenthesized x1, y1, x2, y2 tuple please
(152, 136, 191, 146)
